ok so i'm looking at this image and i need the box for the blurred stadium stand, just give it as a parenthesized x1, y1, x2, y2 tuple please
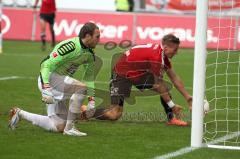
(2, 0, 240, 15)
(3, 0, 34, 8)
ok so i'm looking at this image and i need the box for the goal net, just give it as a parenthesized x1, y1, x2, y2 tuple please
(203, 0, 240, 149)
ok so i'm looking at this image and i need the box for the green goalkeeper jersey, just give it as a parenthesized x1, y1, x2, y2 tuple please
(40, 37, 95, 96)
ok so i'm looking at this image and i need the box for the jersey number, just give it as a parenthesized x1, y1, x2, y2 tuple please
(125, 44, 153, 56)
(131, 44, 153, 49)
(57, 41, 76, 56)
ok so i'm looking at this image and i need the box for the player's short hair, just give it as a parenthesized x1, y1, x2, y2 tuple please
(79, 22, 99, 39)
(162, 34, 180, 46)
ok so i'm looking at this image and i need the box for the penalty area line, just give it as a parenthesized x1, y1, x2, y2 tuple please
(154, 131, 240, 159)
(153, 147, 198, 159)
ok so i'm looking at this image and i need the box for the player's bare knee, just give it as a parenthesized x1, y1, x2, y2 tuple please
(114, 111, 123, 120)
(51, 115, 66, 132)
(55, 123, 66, 132)
(108, 113, 121, 121)
(108, 106, 123, 120)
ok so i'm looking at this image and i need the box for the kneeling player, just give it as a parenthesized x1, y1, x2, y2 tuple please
(92, 34, 192, 126)
(8, 22, 100, 136)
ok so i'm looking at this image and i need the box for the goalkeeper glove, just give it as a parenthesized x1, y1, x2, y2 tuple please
(80, 97, 95, 119)
(41, 84, 55, 104)
(87, 96, 95, 110)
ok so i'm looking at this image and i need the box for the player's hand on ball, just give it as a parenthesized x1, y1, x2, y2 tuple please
(42, 87, 55, 104)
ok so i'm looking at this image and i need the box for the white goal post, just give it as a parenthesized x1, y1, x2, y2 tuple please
(191, 0, 209, 148)
(191, 0, 240, 150)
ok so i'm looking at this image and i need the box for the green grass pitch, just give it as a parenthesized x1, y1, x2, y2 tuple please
(0, 40, 240, 159)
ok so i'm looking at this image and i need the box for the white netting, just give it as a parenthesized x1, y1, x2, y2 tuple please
(203, 0, 240, 149)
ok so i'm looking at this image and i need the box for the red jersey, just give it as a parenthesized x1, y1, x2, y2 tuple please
(114, 44, 171, 81)
(40, 0, 56, 14)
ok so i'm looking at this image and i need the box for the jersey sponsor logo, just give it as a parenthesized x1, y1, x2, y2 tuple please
(52, 52, 58, 58)
(57, 41, 76, 56)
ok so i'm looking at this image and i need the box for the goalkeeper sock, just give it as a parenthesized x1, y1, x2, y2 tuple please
(65, 93, 85, 130)
(19, 110, 58, 132)
(65, 112, 78, 130)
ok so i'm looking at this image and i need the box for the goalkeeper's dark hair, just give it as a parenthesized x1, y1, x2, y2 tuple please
(79, 22, 99, 39)
(162, 34, 180, 46)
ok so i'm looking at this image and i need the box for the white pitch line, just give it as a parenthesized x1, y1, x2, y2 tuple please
(0, 76, 35, 81)
(154, 131, 240, 159)
(153, 147, 197, 159)
(0, 76, 21, 81)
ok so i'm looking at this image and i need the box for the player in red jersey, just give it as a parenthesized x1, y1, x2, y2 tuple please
(34, 0, 56, 51)
(91, 34, 192, 126)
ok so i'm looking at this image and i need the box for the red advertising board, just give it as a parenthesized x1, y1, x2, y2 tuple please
(135, 13, 237, 49)
(36, 11, 134, 43)
(135, 13, 196, 48)
(2, 8, 33, 40)
(2, 8, 240, 49)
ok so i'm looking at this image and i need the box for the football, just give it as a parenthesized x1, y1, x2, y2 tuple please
(203, 99, 210, 114)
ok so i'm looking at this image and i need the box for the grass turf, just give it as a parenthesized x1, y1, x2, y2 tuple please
(0, 40, 239, 159)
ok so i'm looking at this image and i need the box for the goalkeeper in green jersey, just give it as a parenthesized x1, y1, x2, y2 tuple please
(8, 22, 100, 136)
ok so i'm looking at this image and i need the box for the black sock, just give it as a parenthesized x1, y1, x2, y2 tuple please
(160, 96, 174, 121)
(41, 33, 46, 46)
(50, 27, 55, 47)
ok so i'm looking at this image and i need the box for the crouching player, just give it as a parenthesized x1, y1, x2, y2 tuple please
(8, 22, 100, 136)
(92, 34, 192, 126)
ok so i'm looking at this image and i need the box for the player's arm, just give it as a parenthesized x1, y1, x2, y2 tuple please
(149, 57, 185, 114)
(40, 53, 67, 104)
(150, 60, 176, 107)
(153, 75, 183, 115)
(40, 40, 78, 103)
(166, 68, 192, 109)
(40, 53, 65, 86)
(153, 76, 171, 101)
